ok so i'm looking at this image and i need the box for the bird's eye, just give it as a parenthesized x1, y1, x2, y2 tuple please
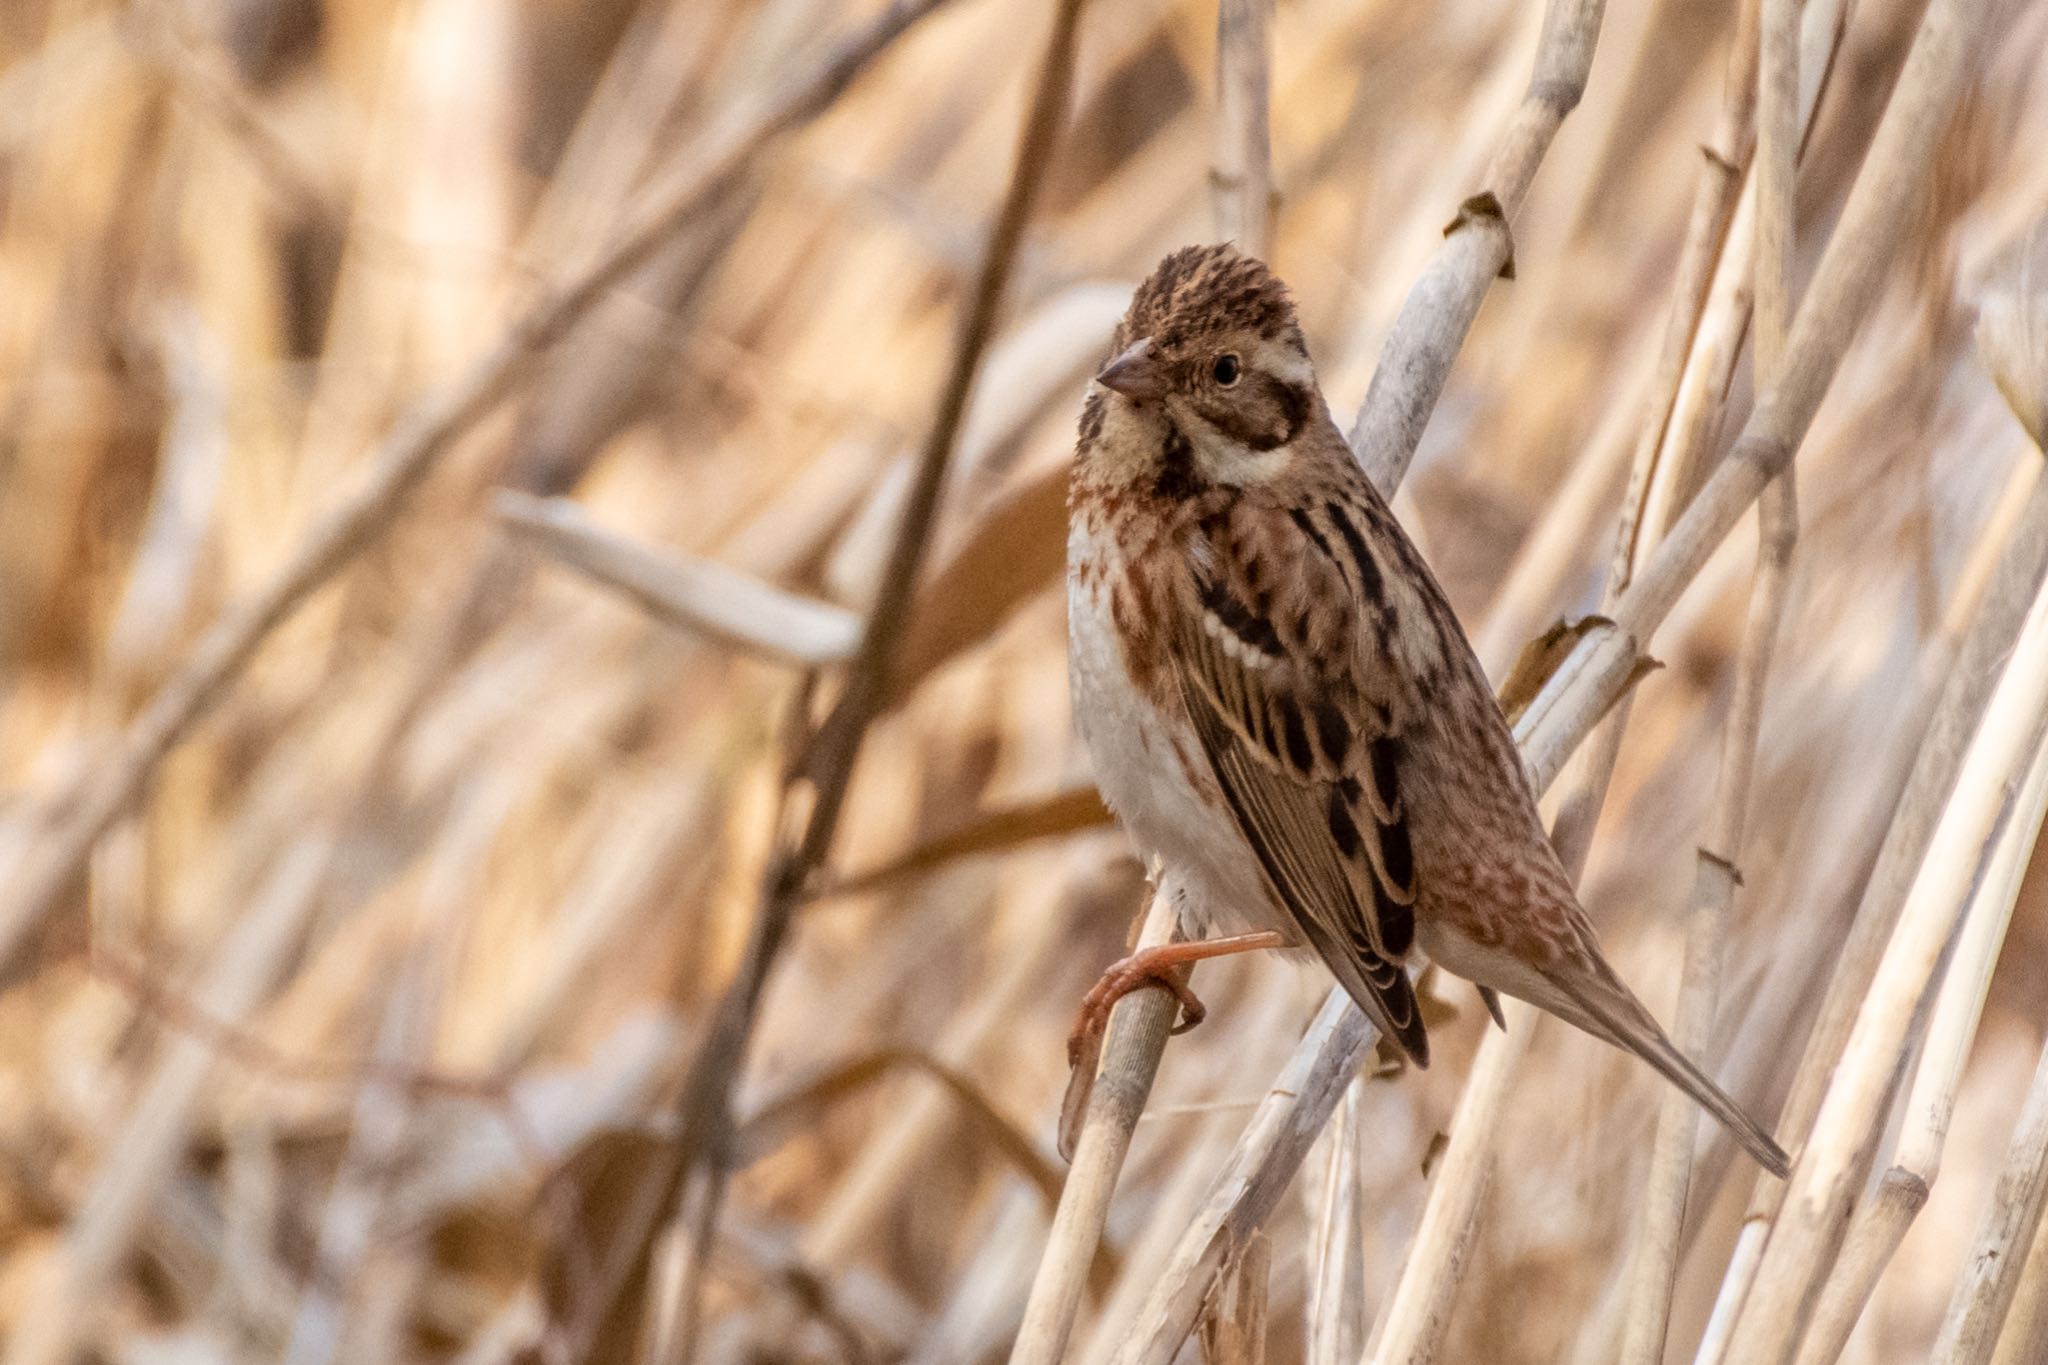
(1212, 353, 1241, 386)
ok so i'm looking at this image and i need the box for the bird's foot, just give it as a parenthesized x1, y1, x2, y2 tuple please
(1064, 931, 1289, 1066)
(1059, 932, 1286, 1161)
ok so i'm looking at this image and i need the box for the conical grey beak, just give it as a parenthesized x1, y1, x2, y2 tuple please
(1096, 338, 1164, 403)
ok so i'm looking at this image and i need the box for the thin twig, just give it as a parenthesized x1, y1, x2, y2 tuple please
(0, 0, 968, 985)
(625, 4, 1089, 1358)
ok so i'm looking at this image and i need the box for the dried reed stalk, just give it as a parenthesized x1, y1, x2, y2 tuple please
(1793, 728, 2048, 1365)
(1011, 890, 1178, 1365)
(1212, 0, 1274, 257)
(1618, 0, 1799, 1351)
(0, 0, 966, 983)
(632, 2, 1089, 1357)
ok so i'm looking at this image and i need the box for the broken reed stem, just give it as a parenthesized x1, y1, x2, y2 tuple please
(1927, 989, 2048, 1360)
(641, 2, 1088, 1358)
(1199, 1232, 1272, 1365)
(495, 491, 863, 667)
(1792, 731, 2048, 1365)
(0, 0, 965, 985)
(1787, 1169, 1928, 1365)
(1212, 0, 1274, 257)
(1618, 0, 1796, 1354)
(1019, 1, 1612, 1354)
(1347, 0, 1607, 494)
(1305, 1079, 1369, 1363)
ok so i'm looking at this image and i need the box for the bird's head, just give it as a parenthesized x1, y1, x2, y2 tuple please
(1080, 244, 1321, 494)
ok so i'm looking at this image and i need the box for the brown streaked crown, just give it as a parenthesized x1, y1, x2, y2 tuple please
(1111, 243, 1305, 357)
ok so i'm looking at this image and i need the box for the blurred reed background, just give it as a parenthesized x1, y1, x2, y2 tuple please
(1, 0, 2046, 1360)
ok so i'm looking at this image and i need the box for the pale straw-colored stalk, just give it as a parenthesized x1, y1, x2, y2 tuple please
(1926, 1013, 2048, 1360)
(1721, 278, 2045, 1365)
(1792, 728, 2048, 1365)
(1617, 0, 1799, 1352)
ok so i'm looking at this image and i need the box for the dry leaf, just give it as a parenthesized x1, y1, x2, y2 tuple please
(498, 491, 861, 665)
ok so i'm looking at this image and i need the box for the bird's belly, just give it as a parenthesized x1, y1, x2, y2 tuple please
(1066, 576, 1274, 934)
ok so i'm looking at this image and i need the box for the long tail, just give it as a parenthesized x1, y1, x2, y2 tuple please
(1572, 975, 1790, 1179)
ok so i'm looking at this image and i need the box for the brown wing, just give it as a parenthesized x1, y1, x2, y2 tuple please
(1169, 542, 1428, 1065)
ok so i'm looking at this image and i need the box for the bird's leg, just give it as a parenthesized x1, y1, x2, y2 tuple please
(1065, 931, 1288, 1065)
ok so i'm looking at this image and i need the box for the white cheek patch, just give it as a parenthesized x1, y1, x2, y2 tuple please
(1202, 443, 1293, 485)
(1174, 404, 1293, 484)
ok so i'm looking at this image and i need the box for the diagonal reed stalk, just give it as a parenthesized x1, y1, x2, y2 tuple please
(0, 0, 970, 986)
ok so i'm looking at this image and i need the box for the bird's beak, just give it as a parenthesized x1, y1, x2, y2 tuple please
(1096, 338, 1164, 403)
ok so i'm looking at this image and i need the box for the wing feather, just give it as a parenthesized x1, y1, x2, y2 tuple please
(1171, 568, 1429, 1064)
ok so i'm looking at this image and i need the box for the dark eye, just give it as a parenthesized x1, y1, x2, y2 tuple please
(1212, 353, 1241, 386)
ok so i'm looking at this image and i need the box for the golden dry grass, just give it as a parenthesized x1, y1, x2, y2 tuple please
(1, 0, 2046, 1360)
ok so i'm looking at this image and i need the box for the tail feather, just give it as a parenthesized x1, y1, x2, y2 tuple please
(1573, 978, 1790, 1178)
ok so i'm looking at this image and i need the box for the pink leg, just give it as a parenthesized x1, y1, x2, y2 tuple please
(1065, 931, 1288, 1065)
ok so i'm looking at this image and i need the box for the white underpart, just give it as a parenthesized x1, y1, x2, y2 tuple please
(1066, 520, 1282, 938)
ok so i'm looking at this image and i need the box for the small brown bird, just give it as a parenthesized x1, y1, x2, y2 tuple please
(1065, 243, 1787, 1177)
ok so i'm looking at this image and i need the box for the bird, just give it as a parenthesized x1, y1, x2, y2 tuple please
(1064, 242, 1789, 1177)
